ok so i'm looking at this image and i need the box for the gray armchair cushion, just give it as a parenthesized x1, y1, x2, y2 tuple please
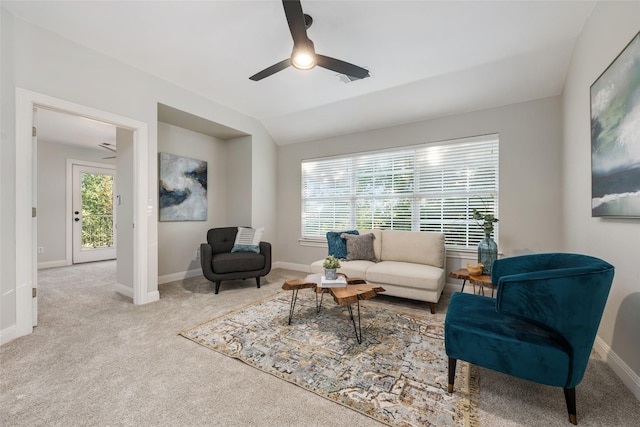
(207, 227, 238, 254)
(212, 252, 265, 274)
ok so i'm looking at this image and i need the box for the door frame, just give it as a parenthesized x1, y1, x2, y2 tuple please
(15, 88, 157, 338)
(67, 160, 117, 265)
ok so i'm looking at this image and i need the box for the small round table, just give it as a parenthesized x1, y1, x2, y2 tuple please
(448, 268, 496, 296)
(469, 274, 496, 297)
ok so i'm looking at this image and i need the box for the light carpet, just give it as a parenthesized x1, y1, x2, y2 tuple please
(180, 290, 479, 427)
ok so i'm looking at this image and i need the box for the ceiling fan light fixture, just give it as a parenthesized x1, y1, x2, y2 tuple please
(249, 1, 370, 81)
(291, 41, 316, 70)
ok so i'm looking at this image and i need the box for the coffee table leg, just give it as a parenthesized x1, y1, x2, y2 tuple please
(287, 289, 300, 325)
(346, 301, 363, 344)
(316, 291, 324, 313)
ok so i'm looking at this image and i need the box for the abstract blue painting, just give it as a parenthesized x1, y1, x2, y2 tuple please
(591, 31, 640, 217)
(159, 152, 207, 221)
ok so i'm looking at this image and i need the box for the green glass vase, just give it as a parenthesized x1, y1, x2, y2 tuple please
(478, 233, 497, 275)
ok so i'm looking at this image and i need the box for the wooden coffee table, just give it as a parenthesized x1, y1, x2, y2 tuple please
(319, 283, 385, 344)
(282, 278, 318, 325)
(282, 275, 385, 343)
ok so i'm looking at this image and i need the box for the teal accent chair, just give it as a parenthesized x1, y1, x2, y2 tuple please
(445, 253, 614, 425)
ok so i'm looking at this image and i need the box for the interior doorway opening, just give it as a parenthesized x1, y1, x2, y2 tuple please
(15, 88, 156, 340)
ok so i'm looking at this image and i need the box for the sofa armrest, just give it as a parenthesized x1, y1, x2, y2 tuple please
(200, 243, 214, 276)
(259, 241, 272, 273)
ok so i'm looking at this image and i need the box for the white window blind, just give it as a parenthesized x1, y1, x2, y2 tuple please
(301, 134, 499, 249)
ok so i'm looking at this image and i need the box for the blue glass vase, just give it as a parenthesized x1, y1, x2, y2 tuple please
(478, 233, 497, 275)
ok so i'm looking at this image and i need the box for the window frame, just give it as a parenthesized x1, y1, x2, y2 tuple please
(300, 134, 499, 250)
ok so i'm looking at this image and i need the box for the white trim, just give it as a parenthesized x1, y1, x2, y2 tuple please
(37, 260, 67, 270)
(445, 248, 478, 259)
(114, 283, 134, 300)
(158, 268, 203, 285)
(146, 290, 160, 303)
(15, 88, 155, 342)
(66, 159, 116, 266)
(298, 238, 326, 248)
(594, 336, 640, 401)
(273, 261, 311, 272)
(0, 325, 18, 346)
(16, 90, 34, 337)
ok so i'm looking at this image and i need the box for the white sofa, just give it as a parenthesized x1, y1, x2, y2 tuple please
(311, 229, 446, 313)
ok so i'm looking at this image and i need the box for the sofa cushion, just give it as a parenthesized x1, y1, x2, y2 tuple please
(343, 233, 377, 262)
(212, 252, 265, 274)
(326, 230, 359, 259)
(380, 230, 445, 267)
(366, 261, 444, 290)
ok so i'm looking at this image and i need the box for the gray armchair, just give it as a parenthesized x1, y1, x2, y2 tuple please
(200, 227, 272, 294)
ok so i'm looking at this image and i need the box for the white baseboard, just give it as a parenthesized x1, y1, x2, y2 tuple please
(144, 290, 160, 304)
(0, 325, 18, 346)
(37, 260, 67, 270)
(114, 283, 134, 299)
(594, 336, 640, 401)
(158, 268, 203, 285)
(273, 261, 310, 272)
(113, 284, 159, 304)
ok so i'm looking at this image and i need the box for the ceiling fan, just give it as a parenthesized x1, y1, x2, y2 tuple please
(249, 0, 370, 81)
(99, 142, 116, 159)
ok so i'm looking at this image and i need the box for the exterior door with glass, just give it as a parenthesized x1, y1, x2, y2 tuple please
(72, 164, 117, 263)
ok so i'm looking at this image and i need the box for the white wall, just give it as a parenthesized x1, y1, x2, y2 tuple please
(277, 96, 565, 273)
(36, 141, 116, 267)
(1, 6, 17, 338)
(562, 1, 640, 398)
(157, 122, 228, 281)
(251, 132, 278, 236)
(0, 9, 278, 337)
(226, 136, 252, 227)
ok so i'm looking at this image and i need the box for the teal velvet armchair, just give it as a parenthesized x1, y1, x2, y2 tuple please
(445, 253, 614, 425)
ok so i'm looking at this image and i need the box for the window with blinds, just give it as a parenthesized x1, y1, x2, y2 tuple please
(301, 134, 499, 249)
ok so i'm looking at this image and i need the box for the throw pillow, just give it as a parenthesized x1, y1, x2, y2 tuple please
(342, 232, 377, 262)
(326, 230, 359, 259)
(231, 227, 264, 253)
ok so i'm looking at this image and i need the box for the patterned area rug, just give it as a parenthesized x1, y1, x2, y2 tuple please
(180, 291, 479, 426)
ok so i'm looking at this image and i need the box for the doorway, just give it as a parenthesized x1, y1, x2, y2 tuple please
(15, 88, 157, 339)
(71, 163, 117, 264)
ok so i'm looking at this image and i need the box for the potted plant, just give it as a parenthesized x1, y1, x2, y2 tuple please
(322, 255, 341, 280)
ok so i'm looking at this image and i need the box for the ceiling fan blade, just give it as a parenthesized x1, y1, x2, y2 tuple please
(249, 58, 292, 81)
(282, 0, 309, 46)
(316, 54, 370, 80)
(99, 143, 116, 153)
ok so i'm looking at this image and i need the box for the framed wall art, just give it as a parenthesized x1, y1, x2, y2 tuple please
(159, 152, 208, 221)
(591, 31, 640, 217)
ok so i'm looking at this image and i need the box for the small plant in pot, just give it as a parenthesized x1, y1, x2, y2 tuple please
(323, 255, 341, 280)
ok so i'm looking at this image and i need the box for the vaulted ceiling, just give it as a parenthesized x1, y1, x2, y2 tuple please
(4, 1, 596, 145)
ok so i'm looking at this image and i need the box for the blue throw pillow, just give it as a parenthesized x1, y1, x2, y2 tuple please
(326, 230, 359, 259)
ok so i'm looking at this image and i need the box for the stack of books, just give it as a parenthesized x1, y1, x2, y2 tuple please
(319, 275, 347, 288)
